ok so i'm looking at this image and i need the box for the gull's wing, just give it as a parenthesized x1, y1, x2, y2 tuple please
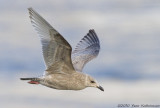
(72, 29, 100, 72)
(28, 8, 75, 75)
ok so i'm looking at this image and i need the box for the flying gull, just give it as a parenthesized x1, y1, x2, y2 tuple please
(20, 8, 104, 91)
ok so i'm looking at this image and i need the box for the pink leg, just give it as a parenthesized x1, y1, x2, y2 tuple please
(28, 81, 40, 84)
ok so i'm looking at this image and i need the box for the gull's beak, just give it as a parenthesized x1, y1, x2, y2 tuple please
(97, 85, 104, 91)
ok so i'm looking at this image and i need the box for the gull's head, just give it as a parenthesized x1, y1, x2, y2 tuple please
(85, 75, 104, 91)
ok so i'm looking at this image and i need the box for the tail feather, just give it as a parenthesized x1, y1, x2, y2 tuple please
(20, 78, 36, 80)
(20, 77, 40, 84)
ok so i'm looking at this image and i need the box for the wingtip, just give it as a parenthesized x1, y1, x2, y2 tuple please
(28, 7, 37, 18)
(28, 7, 36, 14)
(28, 7, 32, 11)
(89, 29, 95, 32)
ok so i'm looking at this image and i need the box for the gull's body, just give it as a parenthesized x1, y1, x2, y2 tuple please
(40, 72, 86, 90)
(20, 8, 104, 91)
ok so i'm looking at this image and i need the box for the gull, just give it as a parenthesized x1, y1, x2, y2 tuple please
(20, 8, 104, 91)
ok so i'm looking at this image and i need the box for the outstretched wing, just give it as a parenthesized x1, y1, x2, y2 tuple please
(28, 8, 75, 75)
(72, 29, 100, 72)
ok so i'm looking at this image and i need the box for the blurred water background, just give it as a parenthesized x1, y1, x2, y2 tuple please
(1, 0, 160, 108)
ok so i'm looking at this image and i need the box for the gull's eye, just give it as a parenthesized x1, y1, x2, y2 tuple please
(91, 81, 95, 83)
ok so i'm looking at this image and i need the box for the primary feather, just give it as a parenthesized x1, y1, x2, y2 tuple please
(72, 29, 100, 72)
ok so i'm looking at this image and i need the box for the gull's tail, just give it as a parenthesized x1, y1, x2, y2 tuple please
(20, 77, 40, 84)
